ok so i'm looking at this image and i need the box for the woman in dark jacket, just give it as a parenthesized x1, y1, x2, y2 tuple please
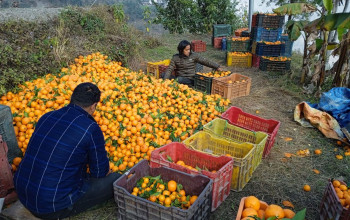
(163, 40, 222, 86)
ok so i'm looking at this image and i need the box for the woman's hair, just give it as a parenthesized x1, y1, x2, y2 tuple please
(70, 82, 101, 108)
(177, 40, 192, 56)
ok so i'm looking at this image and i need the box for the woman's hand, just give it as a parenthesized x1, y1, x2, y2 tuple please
(217, 67, 223, 71)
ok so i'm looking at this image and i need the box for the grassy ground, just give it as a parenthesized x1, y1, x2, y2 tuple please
(68, 32, 350, 219)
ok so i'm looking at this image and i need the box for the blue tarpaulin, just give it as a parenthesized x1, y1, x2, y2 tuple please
(308, 87, 350, 128)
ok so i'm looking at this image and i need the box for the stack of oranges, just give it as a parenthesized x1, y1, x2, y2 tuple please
(231, 37, 250, 41)
(240, 196, 295, 220)
(262, 56, 291, 62)
(132, 176, 197, 209)
(0, 53, 230, 174)
(196, 71, 231, 78)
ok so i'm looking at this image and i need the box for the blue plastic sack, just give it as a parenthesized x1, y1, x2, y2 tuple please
(309, 87, 350, 127)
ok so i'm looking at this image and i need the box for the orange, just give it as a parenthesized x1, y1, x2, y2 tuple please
(333, 180, 341, 187)
(189, 195, 197, 205)
(303, 184, 311, 192)
(265, 204, 285, 219)
(241, 217, 255, 220)
(244, 196, 260, 211)
(340, 184, 348, 191)
(314, 149, 322, 155)
(242, 208, 258, 218)
(168, 180, 177, 192)
(12, 157, 22, 166)
(164, 197, 171, 207)
(257, 209, 265, 219)
(283, 209, 295, 218)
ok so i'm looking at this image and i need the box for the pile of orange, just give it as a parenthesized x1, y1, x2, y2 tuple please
(231, 37, 250, 41)
(240, 196, 295, 220)
(332, 179, 350, 208)
(132, 176, 197, 209)
(262, 56, 291, 62)
(196, 71, 231, 78)
(261, 41, 282, 45)
(0, 53, 230, 174)
(228, 52, 252, 57)
(174, 160, 216, 173)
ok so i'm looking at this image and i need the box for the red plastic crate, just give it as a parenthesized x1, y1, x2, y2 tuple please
(150, 142, 233, 211)
(191, 40, 207, 52)
(252, 54, 260, 68)
(319, 179, 350, 220)
(221, 106, 280, 158)
(213, 37, 224, 49)
(113, 160, 212, 220)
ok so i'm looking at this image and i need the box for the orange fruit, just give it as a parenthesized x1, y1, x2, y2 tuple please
(333, 180, 341, 187)
(257, 209, 265, 219)
(190, 195, 198, 205)
(340, 185, 348, 191)
(244, 196, 260, 211)
(283, 209, 295, 218)
(303, 184, 311, 192)
(314, 149, 322, 155)
(12, 157, 22, 166)
(241, 217, 255, 220)
(242, 207, 258, 218)
(168, 180, 177, 192)
(265, 204, 285, 219)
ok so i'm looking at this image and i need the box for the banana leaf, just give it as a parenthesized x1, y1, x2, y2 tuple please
(304, 13, 350, 32)
(286, 20, 309, 41)
(323, 0, 333, 14)
(273, 3, 317, 15)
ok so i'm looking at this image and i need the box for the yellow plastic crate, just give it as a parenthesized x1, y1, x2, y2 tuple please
(146, 59, 171, 78)
(203, 118, 268, 172)
(183, 131, 255, 191)
(226, 52, 252, 67)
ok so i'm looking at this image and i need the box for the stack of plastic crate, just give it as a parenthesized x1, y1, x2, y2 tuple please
(212, 24, 232, 49)
(226, 37, 252, 68)
(250, 13, 290, 71)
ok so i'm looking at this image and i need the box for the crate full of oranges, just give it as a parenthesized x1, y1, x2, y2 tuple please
(226, 52, 252, 67)
(319, 179, 350, 220)
(150, 142, 233, 211)
(259, 56, 291, 72)
(227, 37, 251, 52)
(113, 160, 213, 220)
(236, 196, 305, 220)
(194, 71, 231, 94)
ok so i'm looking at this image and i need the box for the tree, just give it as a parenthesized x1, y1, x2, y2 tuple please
(152, 0, 242, 34)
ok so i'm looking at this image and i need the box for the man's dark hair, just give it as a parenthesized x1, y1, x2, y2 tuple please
(70, 82, 101, 108)
(177, 40, 192, 56)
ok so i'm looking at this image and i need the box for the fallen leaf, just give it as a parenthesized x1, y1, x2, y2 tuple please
(284, 137, 293, 142)
(284, 153, 293, 158)
(282, 200, 295, 208)
(312, 169, 320, 174)
(334, 148, 338, 152)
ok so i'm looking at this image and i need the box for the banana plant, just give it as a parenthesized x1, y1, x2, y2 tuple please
(273, 0, 350, 92)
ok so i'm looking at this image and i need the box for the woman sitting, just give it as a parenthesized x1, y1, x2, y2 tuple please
(162, 40, 222, 87)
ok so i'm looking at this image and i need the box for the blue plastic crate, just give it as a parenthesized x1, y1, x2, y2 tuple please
(251, 27, 282, 42)
(255, 43, 285, 57)
(281, 35, 293, 57)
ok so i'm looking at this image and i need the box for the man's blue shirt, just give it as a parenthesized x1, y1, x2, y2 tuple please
(14, 104, 109, 214)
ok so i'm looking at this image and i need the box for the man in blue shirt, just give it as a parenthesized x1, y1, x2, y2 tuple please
(14, 82, 120, 219)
